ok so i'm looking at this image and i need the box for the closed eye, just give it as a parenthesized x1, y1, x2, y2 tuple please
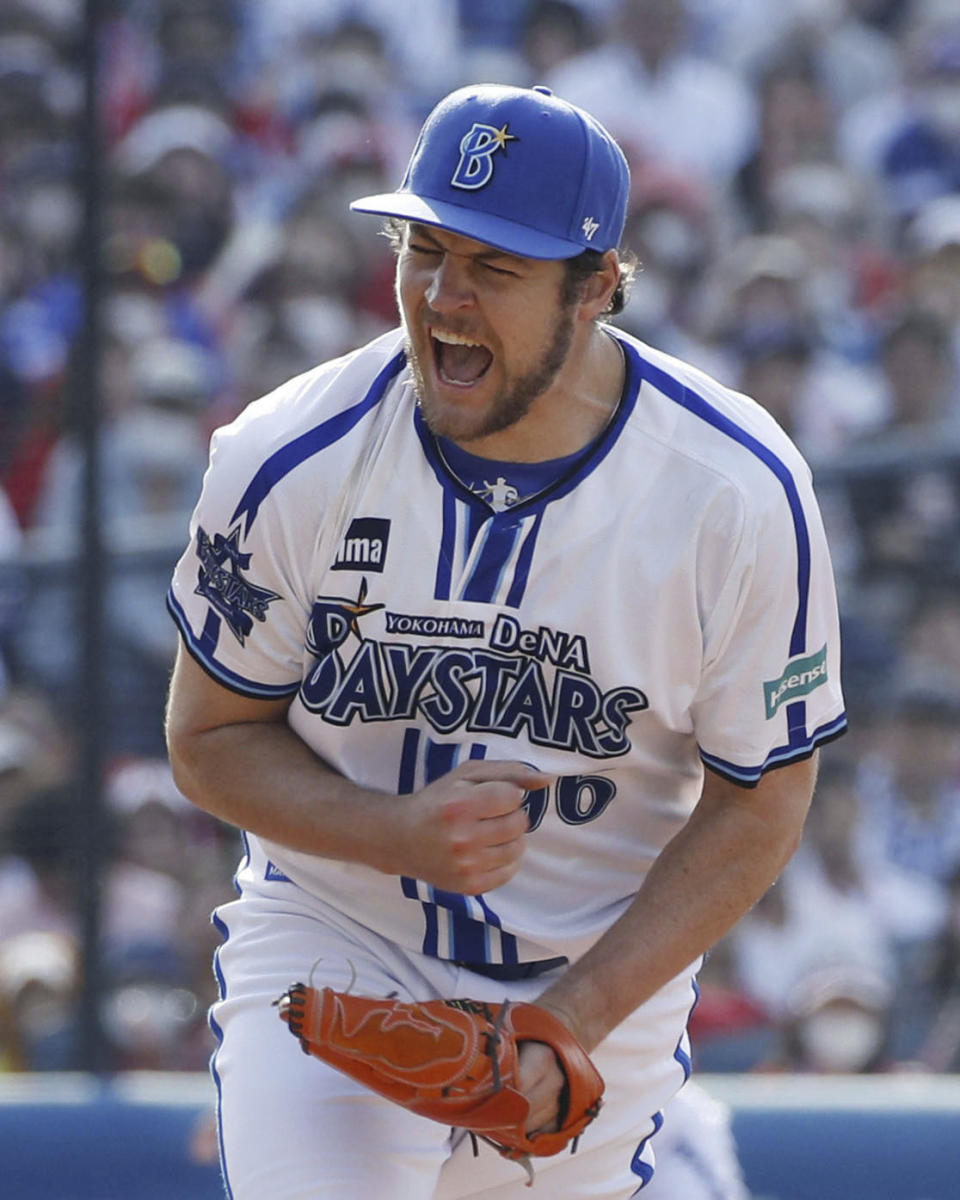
(407, 236, 521, 277)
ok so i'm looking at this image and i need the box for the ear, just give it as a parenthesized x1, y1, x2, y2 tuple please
(576, 250, 621, 322)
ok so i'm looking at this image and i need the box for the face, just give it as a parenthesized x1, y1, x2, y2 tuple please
(395, 223, 582, 445)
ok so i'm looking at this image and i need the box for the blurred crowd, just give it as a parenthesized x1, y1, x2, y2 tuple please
(1, 0, 960, 1084)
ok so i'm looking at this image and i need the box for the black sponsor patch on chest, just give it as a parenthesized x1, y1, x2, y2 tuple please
(332, 517, 391, 572)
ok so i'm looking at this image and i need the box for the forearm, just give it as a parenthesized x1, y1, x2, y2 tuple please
(165, 643, 405, 869)
(168, 711, 397, 870)
(165, 644, 547, 893)
(536, 756, 817, 1051)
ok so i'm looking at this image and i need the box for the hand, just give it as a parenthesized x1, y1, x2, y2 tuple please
(517, 1040, 566, 1136)
(388, 760, 552, 893)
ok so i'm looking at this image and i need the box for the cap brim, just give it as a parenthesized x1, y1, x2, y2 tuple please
(350, 192, 587, 260)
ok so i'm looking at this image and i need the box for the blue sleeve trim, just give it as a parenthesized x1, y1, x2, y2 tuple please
(168, 589, 301, 701)
(700, 711, 848, 788)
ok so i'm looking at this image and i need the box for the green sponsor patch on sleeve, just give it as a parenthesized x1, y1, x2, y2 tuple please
(763, 645, 828, 719)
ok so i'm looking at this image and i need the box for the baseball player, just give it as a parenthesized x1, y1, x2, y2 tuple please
(165, 84, 846, 1198)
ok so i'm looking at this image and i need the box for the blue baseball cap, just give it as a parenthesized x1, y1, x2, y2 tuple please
(350, 83, 630, 260)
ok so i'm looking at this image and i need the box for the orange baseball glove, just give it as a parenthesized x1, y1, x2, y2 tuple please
(275, 983, 604, 1185)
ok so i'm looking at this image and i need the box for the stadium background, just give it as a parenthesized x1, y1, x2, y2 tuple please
(1, 1, 959, 1195)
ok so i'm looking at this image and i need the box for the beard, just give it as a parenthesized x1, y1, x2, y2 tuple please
(406, 294, 579, 445)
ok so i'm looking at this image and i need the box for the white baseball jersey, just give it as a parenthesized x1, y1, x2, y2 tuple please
(168, 325, 846, 969)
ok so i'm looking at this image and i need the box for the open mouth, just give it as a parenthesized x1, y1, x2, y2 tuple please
(431, 328, 493, 386)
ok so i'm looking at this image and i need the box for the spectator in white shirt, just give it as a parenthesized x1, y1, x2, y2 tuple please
(546, 0, 758, 184)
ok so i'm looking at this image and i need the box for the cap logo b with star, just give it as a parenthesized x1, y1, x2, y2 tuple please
(451, 123, 517, 190)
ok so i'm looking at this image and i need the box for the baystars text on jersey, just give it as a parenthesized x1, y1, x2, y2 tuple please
(299, 583, 648, 758)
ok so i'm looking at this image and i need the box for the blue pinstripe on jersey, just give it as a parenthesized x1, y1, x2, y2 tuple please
(414, 346, 641, 607)
(628, 978, 699, 1189)
(505, 511, 543, 608)
(434, 487, 457, 600)
(231, 349, 406, 536)
(199, 607, 221, 657)
(622, 340, 847, 784)
(631, 347, 812, 659)
(396, 729, 518, 964)
(465, 497, 490, 554)
(629, 1110, 664, 1191)
(462, 516, 523, 603)
(207, 837, 250, 1200)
